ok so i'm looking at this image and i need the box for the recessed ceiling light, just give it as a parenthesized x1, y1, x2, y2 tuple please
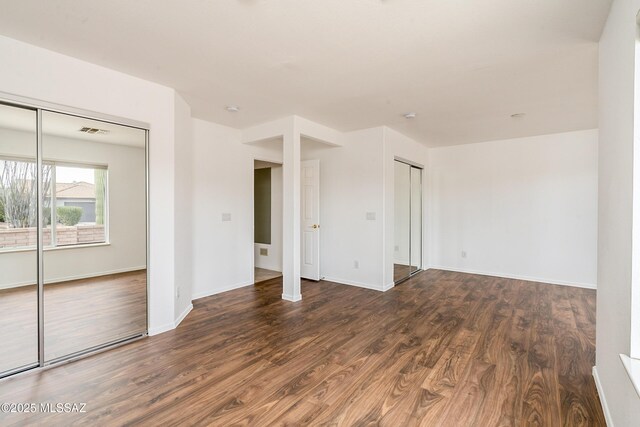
(225, 105, 240, 113)
(403, 112, 417, 119)
(510, 113, 526, 118)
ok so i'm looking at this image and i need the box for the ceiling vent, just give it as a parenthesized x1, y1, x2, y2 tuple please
(78, 127, 109, 135)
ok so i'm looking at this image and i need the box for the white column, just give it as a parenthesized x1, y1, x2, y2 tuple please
(282, 119, 302, 301)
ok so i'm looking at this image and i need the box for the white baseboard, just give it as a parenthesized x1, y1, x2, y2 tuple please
(382, 282, 395, 291)
(192, 280, 254, 300)
(149, 302, 193, 336)
(426, 265, 597, 290)
(322, 276, 385, 292)
(174, 303, 193, 328)
(593, 366, 614, 426)
(148, 322, 174, 336)
(282, 293, 302, 302)
(0, 265, 147, 290)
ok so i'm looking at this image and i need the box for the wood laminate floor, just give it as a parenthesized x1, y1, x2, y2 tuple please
(0, 270, 604, 426)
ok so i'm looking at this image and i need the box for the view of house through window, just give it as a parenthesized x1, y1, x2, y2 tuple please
(0, 159, 107, 250)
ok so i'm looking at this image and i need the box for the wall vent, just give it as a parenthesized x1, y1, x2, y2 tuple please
(78, 127, 109, 135)
(260, 248, 268, 256)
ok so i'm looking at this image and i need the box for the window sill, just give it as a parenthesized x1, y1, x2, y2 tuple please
(46, 242, 110, 252)
(620, 354, 640, 398)
(0, 242, 110, 254)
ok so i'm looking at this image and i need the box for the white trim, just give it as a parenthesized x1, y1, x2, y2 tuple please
(191, 280, 254, 300)
(426, 266, 597, 289)
(148, 322, 174, 336)
(322, 276, 385, 292)
(593, 366, 614, 426)
(382, 282, 395, 291)
(0, 91, 150, 130)
(174, 303, 193, 329)
(620, 354, 640, 398)
(282, 293, 302, 302)
(149, 302, 193, 336)
(0, 265, 146, 290)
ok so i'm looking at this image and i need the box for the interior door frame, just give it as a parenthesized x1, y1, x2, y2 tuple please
(251, 157, 284, 284)
(0, 91, 150, 379)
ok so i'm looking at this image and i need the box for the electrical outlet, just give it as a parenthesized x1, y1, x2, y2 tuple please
(222, 213, 232, 222)
(394, 245, 399, 251)
(176, 287, 180, 299)
(366, 212, 376, 221)
(354, 260, 359, 269)
(461, 251, 467, 258)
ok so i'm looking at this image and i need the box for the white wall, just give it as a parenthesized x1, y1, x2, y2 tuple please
(0, 35, 177, 334)
(428, 129, 598, 288)
(191, 119, 284, 299)
(301, 128, 386, 290)
(191, 118, 249, 298)
(254, 165, 283, 272)
(174, 92, 193, 319)
(595, 0, 640, 425)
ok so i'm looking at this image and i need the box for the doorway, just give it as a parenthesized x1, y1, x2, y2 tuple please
(393, 159, 423, 283)
(254, 160, 283, 284)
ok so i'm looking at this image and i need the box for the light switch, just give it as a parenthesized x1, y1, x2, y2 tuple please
(222, 213, 232, 222)
(366, 212, 376, 221)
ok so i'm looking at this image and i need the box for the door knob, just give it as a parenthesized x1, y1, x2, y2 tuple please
(311, 224, 319, 229)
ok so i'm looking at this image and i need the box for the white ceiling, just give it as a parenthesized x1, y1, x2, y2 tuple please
(0, 0, 611, 147)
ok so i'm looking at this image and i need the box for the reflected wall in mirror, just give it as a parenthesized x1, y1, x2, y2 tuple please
(393, 160, 423, 283)
(42, 111, 147, 362)
(410, 166, 422, 274)
(0, 103, 39, 375)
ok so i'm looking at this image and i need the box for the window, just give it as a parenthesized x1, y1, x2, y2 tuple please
(0, 158, 108, 250)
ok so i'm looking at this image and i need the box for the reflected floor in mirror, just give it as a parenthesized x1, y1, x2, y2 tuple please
(0, 270, 146, 372)
(394, 263, 419, 283)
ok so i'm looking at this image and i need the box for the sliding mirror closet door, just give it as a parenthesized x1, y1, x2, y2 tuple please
(0, 104, 39, 376)
(41, 111, 147, 362)
(394, 161, 411, 282)
(394, 160, 423, 284)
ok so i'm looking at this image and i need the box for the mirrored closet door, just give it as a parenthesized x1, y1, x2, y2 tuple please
(393, 160, 423, 283)
(0, 100, 148, 378)
(0, 103, 39, 376)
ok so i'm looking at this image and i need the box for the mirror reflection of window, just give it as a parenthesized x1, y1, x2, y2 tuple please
(41, 110, 147, 363)
(46, 164, 108, 247)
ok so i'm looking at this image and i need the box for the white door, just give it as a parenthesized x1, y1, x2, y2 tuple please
(301, 159, 320, 280)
